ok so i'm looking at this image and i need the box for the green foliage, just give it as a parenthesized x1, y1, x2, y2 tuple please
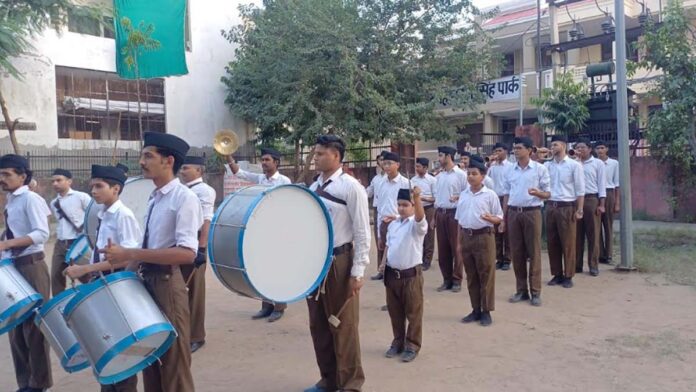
(221, 0, 497, 145)
(119, 17, 161, 73)
(532, 72, 590, 136)
(632, 0, 696, 170)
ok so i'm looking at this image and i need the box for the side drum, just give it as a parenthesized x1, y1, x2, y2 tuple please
(0, 258, 43, 335)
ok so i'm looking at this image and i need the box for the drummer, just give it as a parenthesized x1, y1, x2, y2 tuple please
(306, 135, 370, 392)
(179, 155, 217, 352)
(49, 168, 91, 296)
(64, 164, 141, 392)
(225, 147, 291, 322)
(101, 132, 201, 392)
(0, 154, 53, 392)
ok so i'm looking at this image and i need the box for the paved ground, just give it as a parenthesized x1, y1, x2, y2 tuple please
(1, 236, 696, 392)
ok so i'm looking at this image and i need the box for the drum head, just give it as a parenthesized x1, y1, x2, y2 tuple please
(120, 177, 156, 231)
(65, 234, 92, 265)
(237, 185, 332, 303)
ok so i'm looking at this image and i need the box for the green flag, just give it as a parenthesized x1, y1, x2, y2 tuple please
(114, 0, 188, 79)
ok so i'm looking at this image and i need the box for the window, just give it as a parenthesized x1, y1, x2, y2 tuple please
(55, 66, 166, 141)
(67, 10, 115, 39)
(103, 16, 115, 39)
(601, 41, 613, 61)
(501, 52, 515, 77)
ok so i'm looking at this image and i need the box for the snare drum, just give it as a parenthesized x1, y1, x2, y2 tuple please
(34, 288, 90, 372)
(209, 184, 333, 303)
(64, 234, 92, 266)
(0, 258, 44, 335)
(63, 271, 176, 384)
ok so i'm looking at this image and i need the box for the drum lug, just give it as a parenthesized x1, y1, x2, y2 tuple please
(5, 292, 14, 301)
(102, 334, 112, 341)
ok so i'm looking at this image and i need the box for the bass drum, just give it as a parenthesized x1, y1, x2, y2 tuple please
(0, 259, 44, 335)
(209, 184, 333, 303)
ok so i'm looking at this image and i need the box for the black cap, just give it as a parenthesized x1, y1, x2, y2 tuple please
(143, 132, 190, 161)
(382, 151, 400, 162)
(438, 146, 457, 157)
(574, 138, 592, 147)
(260, 147, 282, 161)
(513, 137, 534, 149)
(594, 140, 607, 148)
(397, 188, 412, 202)
(91, 165, 127, 186)
(115, 163, 129, 174)
(493, 142, 509, 151)
(379, 150, 390, 158)
(468, 159, 487, 173)
(550, 135, 567, 143)
(459, 150, 472, 158)
(52, 168, 72, 179)
(416, 157, 429, 166)
(0, 154, 29, 170)
(470, 155, 485, 163)
(183, 156, 206, 166)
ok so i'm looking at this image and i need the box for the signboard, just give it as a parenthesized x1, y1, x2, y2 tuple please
(477, 75, 521, 102)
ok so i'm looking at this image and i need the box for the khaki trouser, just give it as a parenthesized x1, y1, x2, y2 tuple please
(384, 266, 424, 352)
(51, 239, 72, 296)
(507, 208, 543, 296)
(494, 196, 511, 264)
(436, 209, 464, 285)
(576, 195, 601, 272)
(546, 203, 578, 278)
(307, 250, 364, 391)
(376, 220, 392, 269)
(180, 263, 207, 343)
(9, 257, 53, 390)
(422, 206, 436, 266)
(600, 188, 616, 261)
(459, 230, 496, 311)
(101, 374, 137, 392)
(142, 266, 195, 392)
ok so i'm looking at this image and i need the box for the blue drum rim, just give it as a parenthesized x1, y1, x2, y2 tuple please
(64, 234, 91, 265)
(94, 322, 176, 385)
(36, 287, 77, 320)
(0, 294, 43, 335)
(62, 342, 90, 373)
(0, 258, 12, 267)
(209, 184, 334, 303)
(63, 271, 139, 319)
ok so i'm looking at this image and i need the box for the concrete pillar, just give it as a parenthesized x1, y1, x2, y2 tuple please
(522, 33, 536, 74)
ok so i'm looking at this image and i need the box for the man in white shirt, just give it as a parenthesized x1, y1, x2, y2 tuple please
(305, 135, 370, 392)
(433, 146, 468, 293)
(379, 186, 427, 363)
(487, 143, 513, 271)
(180, 155, 217, 350)
(410, 157, 436, 270)
(366, 152, 387, 265)
(0, 154, 52, 392)
(574, 139, 606, 277)
(101, 132, 202, 392)
(595, 141, 620, 265)
(458, 150, 471, 169)
(500, 137, 551, 307)
(49, 168, 91, 296)
(545, 135, 585, 288)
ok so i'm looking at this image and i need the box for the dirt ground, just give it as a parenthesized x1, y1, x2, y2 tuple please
(2, 238, 695, 392)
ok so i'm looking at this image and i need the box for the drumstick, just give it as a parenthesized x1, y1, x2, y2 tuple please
(328, 297, 353, 328)
(185, 268, 196, 288)
(107, 238, 114, 275)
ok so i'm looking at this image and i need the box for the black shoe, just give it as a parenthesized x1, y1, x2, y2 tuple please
(251, 308, 273, 320)
(371, 272, 384, 281)
(590, 268, 599, 276)
(422, 263, 431, 271)
(461, 310, 482, 323)
(530, 294, 542, 306)
(480, 311, 492, 326)
(576, 267, 583, 273)
(562, 278, 574, 288)
(599, 257, 610, 264)
(267, 310, 284, 322)
(191, 340, 205, 353)
(495, 261, 503, 270)
(385, 345, 403, 358)
(303, 386, 329, 392)
(501, 262, 511, 271)
(401, 349, 418, 362)
(380, 305, 388, 311)
(23, 389, 45, 392)
(547, 275, 564, 286)
(451, 283, 462, 293)
(509, 292, 530, 303)
(436, 282, 452, 292)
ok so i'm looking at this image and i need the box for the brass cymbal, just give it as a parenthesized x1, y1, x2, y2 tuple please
(213, 129, 239, 156)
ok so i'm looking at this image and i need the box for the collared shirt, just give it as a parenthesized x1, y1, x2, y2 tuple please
(455, 185, 503, 229)
(545, 156, 585, 202)
(434, 166, 468, 209)
(375, 174, 411, 219)
(601, 157, 620, 189)
(143, 178, 203, 252)
(91, 200, 142, 263)
(410, 174, 437, 207)
(186, 178, 217, 222)
(310, 168, 371, 277)
(580, 156, 607, 198)
(50, 188, 91, 240)
(386, 215, 428, 270)
(487, 159, 512, 197)
(366, 173, 385, 203)
(2, 186, 50, 259)
(501, 160, 551, 207)
(234, 168, 291, 187)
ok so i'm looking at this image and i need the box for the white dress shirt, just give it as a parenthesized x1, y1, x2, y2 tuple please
(501, 160, 551, 207)
(310, 168, 371, 277)
(143, 178, 203, 252)
(434, 166, 467, 209)
(580, 156, 607, 198)
(410, 173, 437, 207)
(50, 188, 91, 240)
(386, 215, 427, 270)
(455, 185, 503, 229)
(234, 168, 291, 187)
(488, 159, 512, 197)
(375, 173, 411, 219)
(545, 156, 586, 202)
(601, 157, 620, 189)
(186, 178, 217, 222)
(366, 173, 385, 201)
(3, 186, 50, 259)
(91, 200, 142, 263)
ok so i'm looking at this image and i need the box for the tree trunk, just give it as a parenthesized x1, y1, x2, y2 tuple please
(293, 139, 301, 181)
(134, 60, 144, 149)
(0, 87, 21, 154)
(298, 146, 316, 185)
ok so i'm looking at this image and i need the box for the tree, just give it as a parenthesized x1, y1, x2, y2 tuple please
(221, 0, 497, 181)
(532, 72, 590, 136)
(0, 0, 102, 153)
(119, 17, 161, 147)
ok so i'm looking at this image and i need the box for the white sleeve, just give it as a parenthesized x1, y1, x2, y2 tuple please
(175, 192, 203, 252)
(118, 212, 143, 249)
(26, 195, 50, 245)
(413, 217, 428, 236)
(234, 169, 264, 184)
(347, 183, 371, 277)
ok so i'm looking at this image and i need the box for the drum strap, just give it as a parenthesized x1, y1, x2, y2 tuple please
(188, 182, 204, 189)
(53, 198, 83, 233)
(92, 218, 102, 264)
(314, 180, 347, 206)
(4, 208, 27, 256)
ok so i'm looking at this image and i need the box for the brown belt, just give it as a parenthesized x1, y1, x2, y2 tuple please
(548, 201, 576, 208)
(460, 227, 493, 236)
(333, 242, 353, 256)
(57, 239, 75, 247)
(385, 265, 421, 280)
(508, 206, 541, 212)
(423, 205, 435, 210)
(140, 263, 173, 275)
(436, 208, 456, 214)
(585, 193, 599, 198)
(13, 252, 45, 266)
